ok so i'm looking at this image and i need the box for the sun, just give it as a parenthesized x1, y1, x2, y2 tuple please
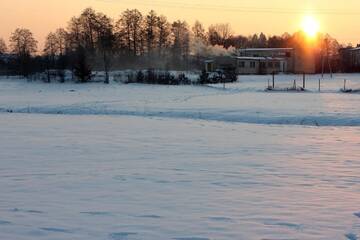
(301, 16, 320, 38)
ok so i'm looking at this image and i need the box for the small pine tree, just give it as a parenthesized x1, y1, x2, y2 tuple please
(136, 70, 145, 83)
(146, 69, 155, 84)
(73, 46, 92, 83)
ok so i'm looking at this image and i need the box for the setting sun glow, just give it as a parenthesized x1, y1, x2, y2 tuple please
(301, 16, 320, 38)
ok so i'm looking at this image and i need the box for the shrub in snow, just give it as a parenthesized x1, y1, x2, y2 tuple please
(198, 69, 237, 84)
(158, 72, 174, 85)
(124, 69, 192, 85)
(199, 70, 209, 84)
(147, 69, 156, 84)
(177, 73, 191, 85)
(136, 71, 145, 83)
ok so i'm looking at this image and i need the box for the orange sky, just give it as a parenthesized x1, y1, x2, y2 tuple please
(1, 0, 360, 49)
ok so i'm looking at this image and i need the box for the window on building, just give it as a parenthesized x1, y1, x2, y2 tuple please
(268, 62, 273, 68)
(250, 62, 256, 68)
(275, 62, 280, 68)
(286, 52, 292, 58)
(206, 62, 213, 72)
(238, 61, 245, 68)
(260, 62, 266, 68)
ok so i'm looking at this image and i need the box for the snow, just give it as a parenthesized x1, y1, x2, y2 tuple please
(235, 56, 284, 60)
(0, 73, 360, 239)
(238, 48, 294, 51)
(1, 73, 360, 126)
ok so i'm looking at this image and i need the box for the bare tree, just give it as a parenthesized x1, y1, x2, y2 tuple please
(117, 10, 132, 54)
(0, 38, 7, 54)
(208, 23, 233, 46)
(54, 28, 67, 56)
(66, 8, 100, 52)
(117, 9, 143, 56)
(171, 20, 190, 67)
(43, 32, 58, 82)
(192, 20, 207, 43)
(67, 16, 83, 51)
(10, 28, 37, 56)
(53, 28, 69, 82)
(78, 8, 98, 51)
(66, 9, 118, 81)
(157, 15, 171, 57)
(9, 28, 38, 76)
(96, 13, 115, 83)
(44, 33, 58, 57)
(145, 10, 158, 56)
(225, 35, 249, 48)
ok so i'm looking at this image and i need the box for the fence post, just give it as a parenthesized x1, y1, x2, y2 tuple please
(303, 72, 306, 89)
(318, 79, 321, 92)
(272, 72, 275, 89)
(344, 79, 347, 91)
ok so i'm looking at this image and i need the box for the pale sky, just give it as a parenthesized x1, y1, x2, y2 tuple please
(1, 0, 360, 49)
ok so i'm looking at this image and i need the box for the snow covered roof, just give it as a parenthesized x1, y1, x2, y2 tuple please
(339, 47, 360, 52)
(204, 56, 286, 62)
(235, 56, 285, 61)
(238, 48, 294, 52)
(349, 47, 360, 51)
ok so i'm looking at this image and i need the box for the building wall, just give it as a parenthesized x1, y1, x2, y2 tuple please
(236, 59, 259, 74)
(239, 48, 296, 73)
(236, 59, 285, 75)
(206, 48, 318, 74)
(339, 48, 360, 72)
(204, 54, 292, 74)
(205, 57, 286, 75)
(260, 60, 286, 74)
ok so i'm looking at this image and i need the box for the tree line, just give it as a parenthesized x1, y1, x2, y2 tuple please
(0, 7, 344, 81)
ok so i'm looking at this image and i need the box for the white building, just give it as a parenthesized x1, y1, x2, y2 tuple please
(205, 55, 288, 75)
(205, 47, 316, 74)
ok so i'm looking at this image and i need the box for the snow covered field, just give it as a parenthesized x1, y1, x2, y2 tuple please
(0, 74, 360, 239)
(1, 74, 360, 126)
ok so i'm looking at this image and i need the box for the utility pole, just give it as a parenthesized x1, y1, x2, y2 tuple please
(321, 42, 325, 79)
(322, 37, 333, 79)
(325, 37, 333, 78)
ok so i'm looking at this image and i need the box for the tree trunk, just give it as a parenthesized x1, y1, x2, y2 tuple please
(103, 50, 109, 84)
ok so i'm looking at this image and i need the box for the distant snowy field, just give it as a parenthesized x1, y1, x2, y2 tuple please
(0, 74, 360, 240)
(1, 73, 360, 126)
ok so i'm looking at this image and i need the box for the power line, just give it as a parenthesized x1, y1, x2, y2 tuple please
(96, 0, 360, 15)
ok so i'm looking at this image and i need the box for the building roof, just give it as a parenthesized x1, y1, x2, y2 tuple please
(339, 47, 360, 52)
(205, 56, 286, 62)
(235, 56, 285, 61)
(238, 48, 294, 52)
